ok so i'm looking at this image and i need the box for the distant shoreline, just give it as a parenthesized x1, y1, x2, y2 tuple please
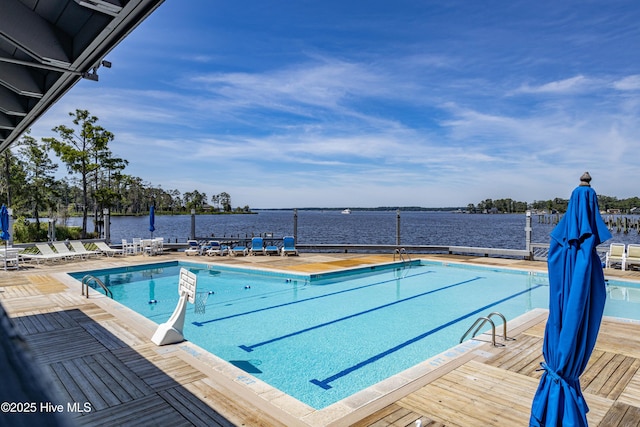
(252, 206, 465, 212)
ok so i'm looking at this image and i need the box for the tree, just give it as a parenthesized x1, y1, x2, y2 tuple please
(211, 194, 220, 211)
(219, 192, 231, 212)
(0, 142, 27, 208)
(17, 133, 58, 232)
(44, 109, 114, 238)
(92, 150, 128, 232)
(184, 190, 207, 211)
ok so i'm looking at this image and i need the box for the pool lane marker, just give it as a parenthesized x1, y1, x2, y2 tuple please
(192, 269, 435, 327)
(309, 284, 544, 390)
(238, 276, 484, 352)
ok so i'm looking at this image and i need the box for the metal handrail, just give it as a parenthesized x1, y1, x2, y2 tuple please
(393, 247, 412, 263)
(459, 312, 514, 347)
(81, 275, 113, 299)
(460, 317, 498, 346)
(485, 312, 513, 342)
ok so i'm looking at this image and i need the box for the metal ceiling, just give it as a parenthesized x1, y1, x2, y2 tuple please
(0, 0, 165, 152)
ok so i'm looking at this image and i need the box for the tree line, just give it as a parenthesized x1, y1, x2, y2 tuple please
(0, 109, 251, 240)
(468, 196, 640, 214)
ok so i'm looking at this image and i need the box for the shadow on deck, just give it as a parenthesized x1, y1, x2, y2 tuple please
(10, 308, 243, 426)
(1, 253, 639, 426)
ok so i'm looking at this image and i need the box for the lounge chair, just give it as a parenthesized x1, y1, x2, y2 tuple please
(52, 242, 80, 260)
(230, 244, 248, 256)
(281, 236, 298, 256)
(249, 237, 265, 256)
(184, 240, 201, 256)
(264, 243, 279, 256)
(93, 241, 123, 256)
(605, 243, 626, 270)
(30, 243, 68, 262)
(625, 244, 640, 270)
(19, 251, 49, 265)
(70, 241, 100, 258)
(198, 240, 215, 254)
(205, 241, 227, 256)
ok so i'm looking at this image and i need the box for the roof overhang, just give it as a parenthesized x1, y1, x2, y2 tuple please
(0, 0, 165, 153)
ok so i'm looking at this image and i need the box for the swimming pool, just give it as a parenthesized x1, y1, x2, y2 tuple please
(70, 260, 640, 409)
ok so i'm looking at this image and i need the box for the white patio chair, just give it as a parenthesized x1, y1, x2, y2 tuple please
(605, 243, 626, 270)
(133, 237, 142, 254)
(154, 237, 164, 254)
(1, 247, 20, 270)
(122, 239, 134, 255)
(624, 244, 640, 270)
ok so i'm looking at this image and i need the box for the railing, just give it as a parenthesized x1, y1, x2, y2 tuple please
(81, 275, 113, 299)
(297, 243, 531, 259)
(460, 312, 514, 347)
(532, 243, 610, 263)
(393, 247, 412, 263)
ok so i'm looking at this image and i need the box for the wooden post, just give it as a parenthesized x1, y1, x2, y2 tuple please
(293, 208, 298, 242)
(525, 210, 532, 258)
(396, 209, 401, 245)
(190, 209, 196, 240)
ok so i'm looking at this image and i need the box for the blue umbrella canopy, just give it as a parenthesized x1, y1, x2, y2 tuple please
(149, 205, 155, 237)
(0, 204, 10, 241)
(530, 173, 612, 426)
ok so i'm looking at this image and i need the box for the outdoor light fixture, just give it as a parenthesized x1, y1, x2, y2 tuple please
(75, 0, 123, 16)
(81, 67, 100, 81)
(81, 60, 112, 81)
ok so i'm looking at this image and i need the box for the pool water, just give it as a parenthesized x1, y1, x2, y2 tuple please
(70, 261, 640, 409)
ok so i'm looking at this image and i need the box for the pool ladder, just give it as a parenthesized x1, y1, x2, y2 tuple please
(394, 248, 412, 263)
(81, 275, 113, 299)
(459, 312, 515, 347)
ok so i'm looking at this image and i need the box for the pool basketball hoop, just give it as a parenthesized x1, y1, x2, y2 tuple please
(151, 268, 198, 345)
(194, 291, 209, 314)
(179, 268, 197, 304)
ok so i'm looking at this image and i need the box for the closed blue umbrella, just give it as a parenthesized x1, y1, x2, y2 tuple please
(0, 204, 9, 241)
(149, 205, 155, 238)
(530, 173, 612, 426)
(1, 204, 9, 271)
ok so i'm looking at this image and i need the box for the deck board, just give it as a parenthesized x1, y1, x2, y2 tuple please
(74, 394, 192, 427)
(357, 316, 640, 427)
(1, 253, 639, 426)
(159, 386, 235, 427)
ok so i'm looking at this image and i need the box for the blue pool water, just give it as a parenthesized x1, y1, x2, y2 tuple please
(70, 261, 640, 409)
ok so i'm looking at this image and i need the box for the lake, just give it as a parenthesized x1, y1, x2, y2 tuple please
(64, 210, 640, 249)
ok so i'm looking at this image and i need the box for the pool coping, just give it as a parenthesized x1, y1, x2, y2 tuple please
(51, 256, 589, 426)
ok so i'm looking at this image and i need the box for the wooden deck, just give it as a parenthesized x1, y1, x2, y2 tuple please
(0, 252, 639, 426)
(351, 317, 640, 427)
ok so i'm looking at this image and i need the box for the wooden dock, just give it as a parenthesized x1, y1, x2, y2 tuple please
(0, 252, 639, 426)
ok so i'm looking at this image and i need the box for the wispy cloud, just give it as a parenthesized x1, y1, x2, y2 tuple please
(24, 1, 640, 207)
(612, 75, 640, 91)
(512, 75, 593, 94)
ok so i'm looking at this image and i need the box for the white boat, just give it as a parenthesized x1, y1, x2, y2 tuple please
(341, 208, 351, 214)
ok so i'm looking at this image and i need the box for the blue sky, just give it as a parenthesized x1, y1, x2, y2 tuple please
(28, 0, 640, 208)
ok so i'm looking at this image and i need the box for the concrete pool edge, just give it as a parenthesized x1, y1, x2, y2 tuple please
(36, 252, 640, 426)
(54, 261, 556, 427)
